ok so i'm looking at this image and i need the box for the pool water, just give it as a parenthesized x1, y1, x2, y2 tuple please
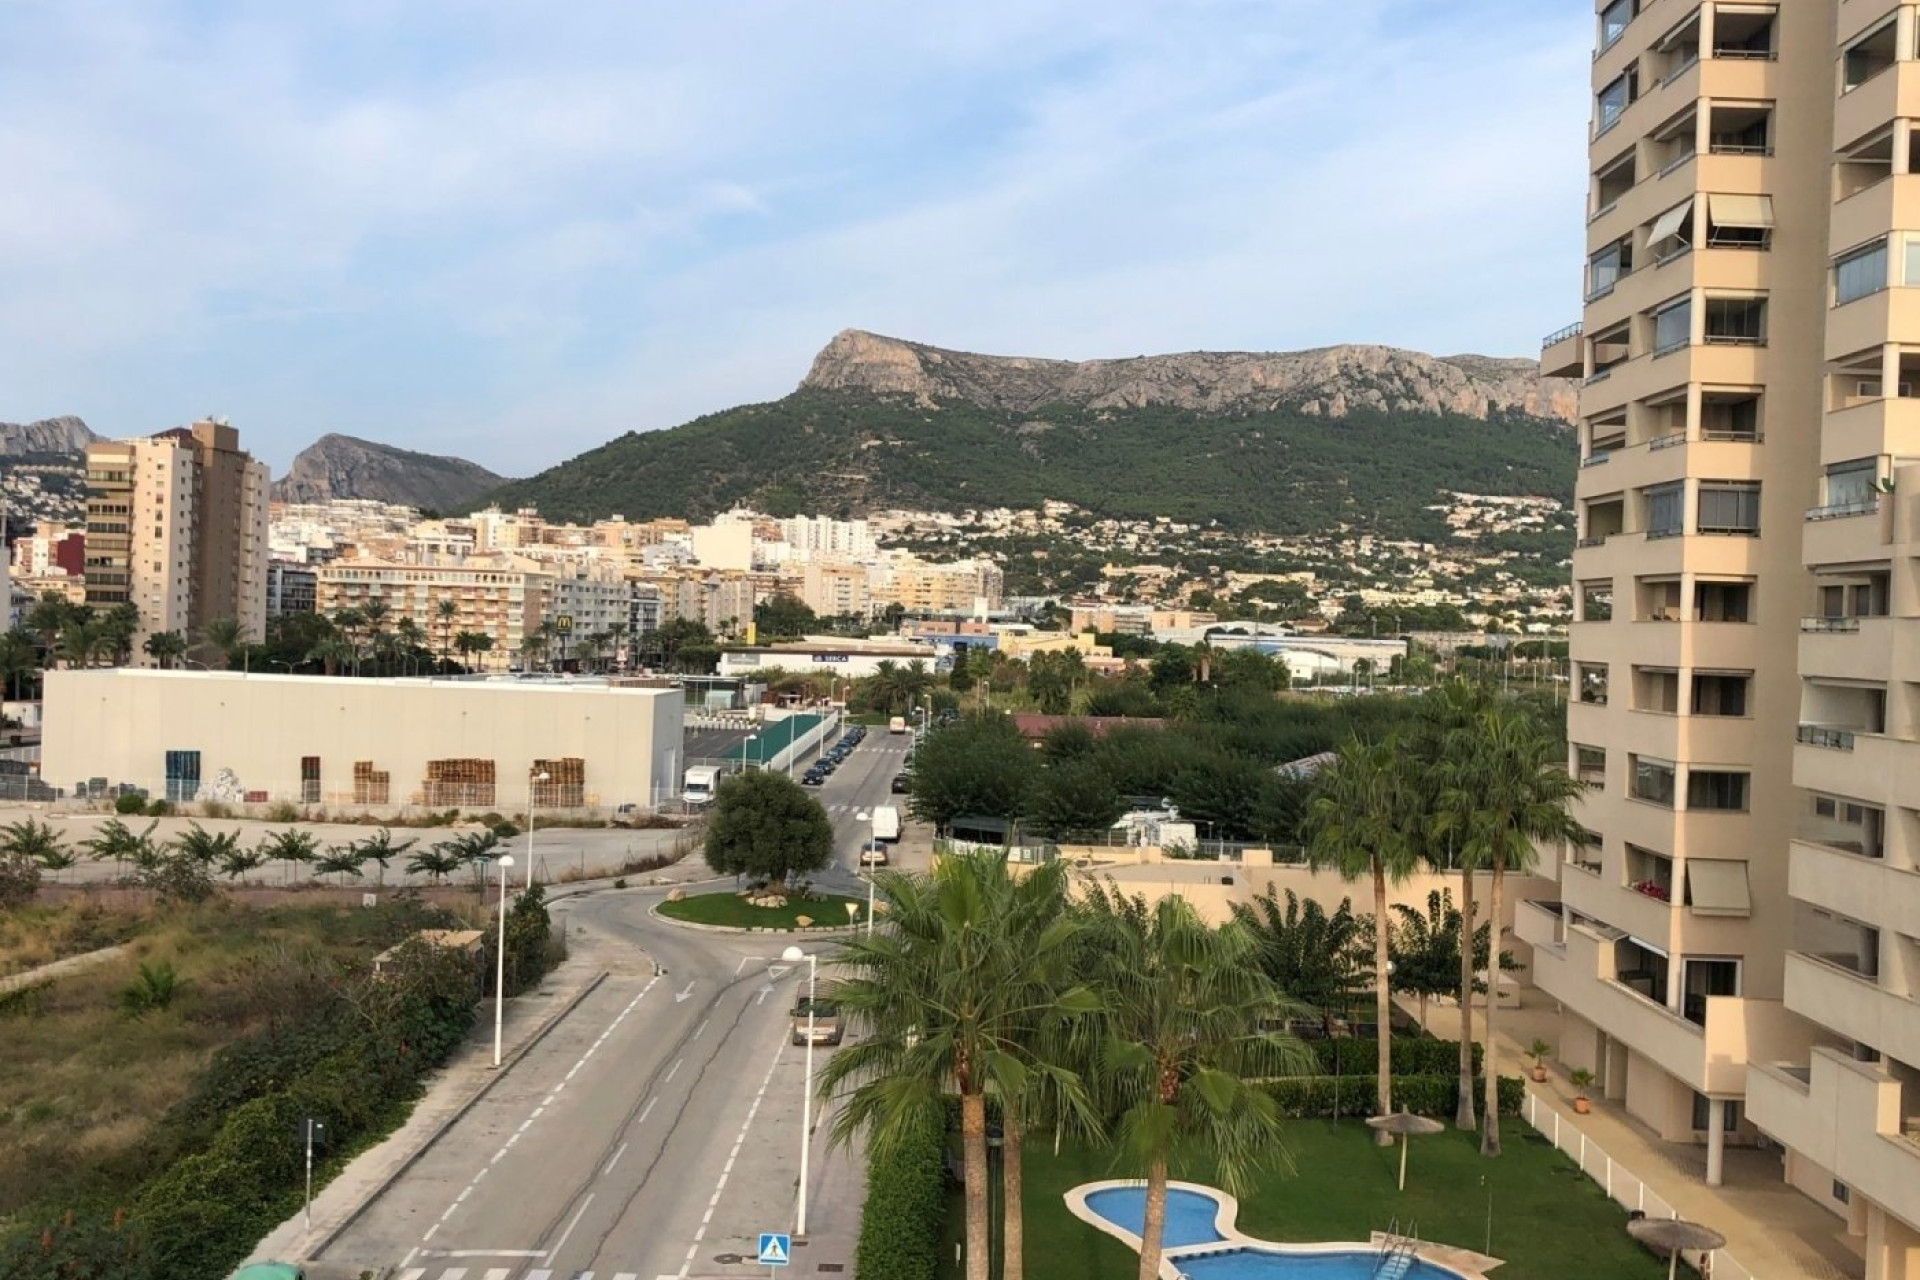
(1083, 1186, 1226, 1248)
(1181, 1246, 1459, 1280)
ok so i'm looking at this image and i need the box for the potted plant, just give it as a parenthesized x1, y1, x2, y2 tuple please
(1569, 1067, 1596, 1114)
(1528, 1037, 1553, 1083)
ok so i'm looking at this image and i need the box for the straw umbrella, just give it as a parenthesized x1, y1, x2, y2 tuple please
(1627, 1216, 1726, 1280)
(1366, 1107, 1447, 1190)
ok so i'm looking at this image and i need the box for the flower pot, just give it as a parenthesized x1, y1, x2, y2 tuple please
(1532, 1066, 1548, 1083)
(1572, 1096, 1592, 1114)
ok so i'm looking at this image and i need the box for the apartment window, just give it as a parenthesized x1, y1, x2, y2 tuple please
(1825, 458, 1880, 510)
(1688, 770, 1750, 812)
(1836, 240, 1889, 304)
(1903, 235, 1920, 286)
(1635, 666, 1681, 712)
(1697, 482, 1760, 535)
(1691, 672, 1750, 716)
(1685, 864, 1752, 919)
(1598, 73, 1635, 134)
(1654, 297, 1692, 353)
(1574, 744, 1607, 786)
(1589, 240, 1633, 299)
(1705, 194, 1773, 250)
(1646, 482, 1685, 537)
(1704, 296, 1766, 344)
(1600, 0, 1633, 50)
(1580, 580, 1614, 622)
(1631, 756, 1677, 806)
(1699, 392, 1761, 441)
(1843, 21, 1898, 92)
(1627, 844, 1675, 898)
(1649, 197, 1695, 261)
(1578, 662, 1610, 706)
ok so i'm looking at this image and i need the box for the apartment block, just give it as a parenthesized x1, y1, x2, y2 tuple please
(1534, 3, 1920, 1274)
(873, 556, 1006, 616)
(84, 421, 270, 659)
(315, 555, 550, 671)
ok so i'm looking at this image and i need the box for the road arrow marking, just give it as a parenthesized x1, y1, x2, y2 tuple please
(675, 982, 695, 1003)
(756, 984, 773, 1005)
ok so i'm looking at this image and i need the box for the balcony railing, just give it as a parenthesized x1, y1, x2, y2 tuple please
(1801, 616, 1861, 633)
(1543, 320, 1585, 348)
(1581, 453, 1613, 468)
(1806, 499, 1880, 522)
(1649, 432, 1687, 451)
(1577, 534, 1613, 548)
(1797, 724, 1857, 751)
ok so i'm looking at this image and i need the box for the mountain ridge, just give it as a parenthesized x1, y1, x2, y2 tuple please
(272, 434, 509, 511)
(0, 416, 99, 456)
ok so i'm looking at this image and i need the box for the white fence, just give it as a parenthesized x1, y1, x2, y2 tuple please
(1520, 1090, 1758, 1280)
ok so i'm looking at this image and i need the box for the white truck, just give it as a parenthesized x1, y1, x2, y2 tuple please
(871, 804, 902, 842)
(888, 715, 908, 734)
(682, 765, 722, 808)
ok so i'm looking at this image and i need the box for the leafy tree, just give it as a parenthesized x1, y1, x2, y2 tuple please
(199, 617, 250, 668)
(216, 842, 267, 880)
(83, 818, 161, 872)
(1302, 736, 1423, 1136)
(1229, 888, 1370, 1036)
(701, 771, 833, 883)
(1038, 721, 1096, 763)
(257, 827, 321, 870)
(753, 592, 817, 641)
(0, 817, 69, 866)
(1078, 886, 1308, 1280)
(1025, 759, 1123, 836)
(906, 712, 1031, 829)
(352, 827, 417, 886)
(1166, 751, 1270, 842)
(143, 630, 189, 669)
(0, 627, 40, 698)
(171, 822, 242, 868)
(409, 845, 463, 884)
(314, 845, 367, 883)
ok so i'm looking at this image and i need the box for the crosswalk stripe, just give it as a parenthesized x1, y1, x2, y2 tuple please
(524, 1271, 552, 1280)
(397, 1271, 425, 1280)
(612, 1272, 638, 1280)
(440, 1270, 467, 1280)
(482, 1270, 510, 1280)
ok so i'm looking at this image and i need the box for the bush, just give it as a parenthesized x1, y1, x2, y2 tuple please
(199, 800, 233, 820)
(856, 1114, 946, 1280)
(1305, 1037, 1483, 1078)
(144, 799, 173, 818)
(114, 791, 150, 815)
(264, 800, 300, 823)
(1260, 1074, 1523, 1119)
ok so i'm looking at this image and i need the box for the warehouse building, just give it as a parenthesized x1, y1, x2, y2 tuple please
(43, 669, 684, 812)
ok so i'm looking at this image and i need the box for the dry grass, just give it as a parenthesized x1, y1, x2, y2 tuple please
(0, 900, 147, 978)
(0, 895, 452, 1213)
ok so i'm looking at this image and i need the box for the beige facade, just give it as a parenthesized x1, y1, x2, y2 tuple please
(799, 561, 873, 619)
(315, 555, 550, 670)
(84, 421, 270, 659)
(1546, 3, 1920, 1272)
(873, 556, 1005, 615)
(42, 669, 684, 812)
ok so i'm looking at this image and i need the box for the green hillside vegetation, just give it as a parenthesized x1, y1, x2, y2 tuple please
(485, 389, 1573, 532)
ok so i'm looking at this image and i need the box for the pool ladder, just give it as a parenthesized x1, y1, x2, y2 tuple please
(1374, 1218, 1419, 1280)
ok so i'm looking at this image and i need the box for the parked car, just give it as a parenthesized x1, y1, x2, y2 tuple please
(891, 773, 912, 793)
(802, 771, 825, 787)
(859, 840, 890, 867)
(791, 993, 843, 1045)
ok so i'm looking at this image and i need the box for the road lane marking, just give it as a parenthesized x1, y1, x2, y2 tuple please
(483, 1269, 510, 1280)
(676, 1035, 789, 1279)
(524, 1272, 552, 1280)
(664, 1056, 682, 1083)
(440, 1270, 467, 1280)
(423, 1225, 439, 1242)
(603, 1140, 629, 1174)
(637, 1097, 658, 1125)
(400, 1249, 419, 1270)
(398, 1268, 424, 1280)
(544, 1192, 594, 1261)
(692, 1018, 710, 1040)
(612, 1273, 638, 1280)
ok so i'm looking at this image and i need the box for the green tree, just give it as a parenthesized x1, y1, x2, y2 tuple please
(1301, 736, 1423, 1137)
(83, 817, 161, 873)
(0, 817, 69, 866)
(199, 617, 249, 668)
(1038, 721, 1096, 764)
(257, 827, 321, 871)
(0, 627, 40, 698)
(352, 827, 417, 886)
(409, 844, 464, 884)
(1437, 701, 1584, 1155)
(170, 822, 241, 868)
(906, 712, 1031, 829)
(314, 845, 367, 883)
(820, 855, 1096, 1280)
(1025, 758, 1123, 836)
(97, 602, 141, 665)
(753, 592, 817, 641)
(143, 630, 189, 669)
(1079, 887, 1308, 1280)
(1229, 888, 1369, 1037)
(701, 771, 833, 883)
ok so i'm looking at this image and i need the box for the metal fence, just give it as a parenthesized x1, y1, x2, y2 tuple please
(1520, 1090, 1758, 1280)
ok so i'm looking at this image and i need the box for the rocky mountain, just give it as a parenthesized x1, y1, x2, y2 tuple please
(482, 331, 1578, 535)
(272, 434, 509, 512)
(0, 416, 98, 456)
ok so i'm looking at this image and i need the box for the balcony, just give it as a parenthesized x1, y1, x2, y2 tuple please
(1790, 839, 1918, 937)
(1834, 62, 1920, 171)
(1749, 1048, 1920, 1234)
(1821, 393, 1920, 467)
(1784, 951, 1920, 1071)
(1799, 616, 1889, 685)
(1516, 899, 1566, 955)
(1801, 498, 1891, 569)
(1542, 322, 1583, 378)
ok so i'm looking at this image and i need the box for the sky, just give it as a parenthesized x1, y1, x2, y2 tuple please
(0, 1, 1594, 477)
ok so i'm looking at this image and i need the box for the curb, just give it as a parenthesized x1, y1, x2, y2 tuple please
(307, 968, 612, 1261)
(647, 897, 861, 936)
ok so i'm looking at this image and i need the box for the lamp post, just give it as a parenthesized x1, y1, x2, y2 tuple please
(493, 855, 516, 1067)
(526, 770, 549, 891)
(744, 733, 759, 773)
(781, 944, 816, 1239)
(855, 810, 876, 937)
(303, 1118, 325, 1231)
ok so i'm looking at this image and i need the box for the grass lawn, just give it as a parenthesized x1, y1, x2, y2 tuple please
(947, 1118, 1668, 1280)
(657, 890, 864, 930)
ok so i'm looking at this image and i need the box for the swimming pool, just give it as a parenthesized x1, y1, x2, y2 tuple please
(1066, 1182, 1475, 1280)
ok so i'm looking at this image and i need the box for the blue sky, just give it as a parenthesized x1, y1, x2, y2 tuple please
(0, 1, 1592, 476)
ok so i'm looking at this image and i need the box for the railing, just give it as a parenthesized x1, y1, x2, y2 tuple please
(1581, 452, 1613, 468)
(1800, 616, 1861, 633)
(1577, 535, 1614, 548)
(1805, 499, 1879, 521)
(1796, 724, 1857, 751)
(1649, 432, 1687, 450)
(1543, 320, 1585, 348)
(1712, 47, 1777, 61)
(1699, 428, 1762, 443)
(1658, 151, 1697, 179)
(1520, 1091, 1759, 1280)
(1658, 55, 1700, 87)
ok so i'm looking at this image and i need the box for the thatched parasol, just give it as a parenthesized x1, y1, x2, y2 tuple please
(1366, 1107, 1447, 1190)
(1627, 1216, 1727, 1280)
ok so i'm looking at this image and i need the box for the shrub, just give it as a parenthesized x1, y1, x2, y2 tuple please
(1260, 1074, 1523, 1119)
(199, 800, 233, 820)
(856, 1114, 946, 1280)
(612, 878, 628, 889)
(264, 800, 300, 824)
(119, 960, 182, 1016)
(144, 799, 173, 818)
(114, 791, 150, 815)
(1305, 1037, 1483, 1078)
(0, 851, 40, 909)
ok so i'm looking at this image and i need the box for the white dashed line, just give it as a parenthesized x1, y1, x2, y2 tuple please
(603, 1140, 630, 1175)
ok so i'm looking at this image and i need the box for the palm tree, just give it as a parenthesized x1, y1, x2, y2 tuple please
(143, 630, 188, 670)
(57, 616, 98, 668)
(1078, 886, 1308, 1280)
(1438, 701, 1585, 1156)
(1302, 736, 1423, 1139)
(436, 597, 459, 668)
(97, 603, 140, 665)
(306, 632, 354, 678)
(0, 628, 41, 697)
(394, 618, 426, 674)
(171, 822, 241, 867)
(352, 827, 416, 886)
(819, 855, 1097, 1280)
(0, 817, 70, 865)
(1229, 887, 1369, 1037)
(455, 631, 494, 671)
(24, 591, 74, 663)
(409, 844, 463, 884)
(82, 818, 160, 874)
(199, 617, 248, 669)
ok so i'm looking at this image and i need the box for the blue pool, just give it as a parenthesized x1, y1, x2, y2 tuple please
(1180, 1247, 1459, 1280)
(1083, 1186, 1226, 1248)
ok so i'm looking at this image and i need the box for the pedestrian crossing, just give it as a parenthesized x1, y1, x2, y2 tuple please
(396, 1268, 660, 1280)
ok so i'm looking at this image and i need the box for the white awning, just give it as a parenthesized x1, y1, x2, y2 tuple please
(1686, 860, 1752, 917)
(1709, 193, 1774, 229)
(1650, 198, 1695, 245)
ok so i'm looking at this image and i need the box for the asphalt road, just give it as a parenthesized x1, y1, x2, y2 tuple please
(316, 731, 918, 1280)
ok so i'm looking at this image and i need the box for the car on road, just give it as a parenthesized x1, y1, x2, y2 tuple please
(791, 993, 842, 1046)
(858, 840, 890, 867)
(888, 715, 908, 733)
(891, 772, 911, 793)
(802, 770, 825, 786)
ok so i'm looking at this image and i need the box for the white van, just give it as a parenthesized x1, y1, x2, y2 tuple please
(871, 804, 902, 842)
(888, 715, 908, 734)
(683, 765, 722, 807)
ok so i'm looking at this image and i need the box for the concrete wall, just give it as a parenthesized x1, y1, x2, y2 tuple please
(43, 669, 684, 810)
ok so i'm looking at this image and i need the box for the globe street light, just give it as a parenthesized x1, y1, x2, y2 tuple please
(781, 944, 817, 1239)
(493, 855, 516, 1068)
(526, 770, 550, 891)
(855, 810, 876, 937)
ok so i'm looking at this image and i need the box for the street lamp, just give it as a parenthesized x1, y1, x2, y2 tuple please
(855, 810, 876, 937)
(744, 733, 759, 772)
(781, 944, 817, 1240)
(493, 855, 516, 1067)
(526, 770, 549, 891)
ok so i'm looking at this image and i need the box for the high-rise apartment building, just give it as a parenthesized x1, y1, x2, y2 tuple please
(84, 421, 270, 659)
(1534, 3, 1920, 1272)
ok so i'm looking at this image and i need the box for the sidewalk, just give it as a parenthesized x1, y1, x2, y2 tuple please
(244, 944, 622, 1277)
(1404, 991, 1864, 1280)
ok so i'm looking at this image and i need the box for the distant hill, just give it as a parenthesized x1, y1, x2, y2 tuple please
(487, 330, 1580, 534)
(273, 434, 510, 512)
(0, 416, 98, 456)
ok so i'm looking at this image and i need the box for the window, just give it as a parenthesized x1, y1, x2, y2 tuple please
(1691, 673, 1750, 716)
(1631, 756, 1677, 806)
(1600, 0, 1633, 50)
(1685, 864, 1752, 918)
(1589, 241, 1632, 298)
(1825, 459, 1879, 510)
(1688, 770, 1750, 812)
(1650, 198, 1695, 260)
(1574, 745, 1607, 785)
(1598, 74, 1634, 133)
(1581, 580, 1614, 622)
(1698, 482, 1760, 535)
(1843, 21, 1897, 92)
(1646, 482, 1685, 537)
(1654, 297, 1692, 353)
(1704, 296, 1766, 344)
(1836, 240, 1889, 304)
(1578, 662, 1610, 706)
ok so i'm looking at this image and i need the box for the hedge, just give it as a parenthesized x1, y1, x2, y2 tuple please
(855, 1115, 948, 1280)
(1262, 1074, 1524, 1119)
(1303, 1036, 1485, 1078)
